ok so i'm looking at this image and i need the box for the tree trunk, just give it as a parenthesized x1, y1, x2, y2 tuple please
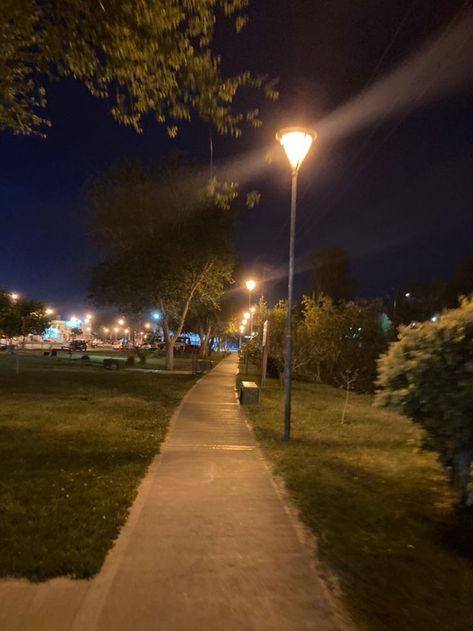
(161, 314, 174, 371)
(165, 342, 174, 371)
(453, 450, 473, 507)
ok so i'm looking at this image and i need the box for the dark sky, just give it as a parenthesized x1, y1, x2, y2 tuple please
(1, 0, 472, 315)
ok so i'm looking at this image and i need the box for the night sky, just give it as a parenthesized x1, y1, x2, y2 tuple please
(1, 0, 471, 316)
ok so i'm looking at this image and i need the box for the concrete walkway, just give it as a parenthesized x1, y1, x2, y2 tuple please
(0, 354, 347, 631)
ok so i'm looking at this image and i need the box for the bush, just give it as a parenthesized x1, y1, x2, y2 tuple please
(240, 337, 260, 365)
(376, 298, 473, 506)
(265, 296, 388, 392)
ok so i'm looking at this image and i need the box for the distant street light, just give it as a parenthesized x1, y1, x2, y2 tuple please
(45, 308, 54, 316)
(245, 279, 256, 309)
(276, 125, 317, 441)
(10, 292, 19, 302)
(243, 311, 250, 319)
(117, 318, 125, 326)
(144, 322, 151, 329)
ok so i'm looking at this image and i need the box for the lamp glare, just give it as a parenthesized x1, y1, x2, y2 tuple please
(276, 127, 316, 172)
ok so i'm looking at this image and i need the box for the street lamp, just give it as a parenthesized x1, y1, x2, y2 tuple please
(117, 318, 125, 326)
(245, 279, 256, 309)
(10, 292, 19, 302)
(45, 308, 54, 316)
(276, 125, 317, 440)
(249, 305, 256, 337)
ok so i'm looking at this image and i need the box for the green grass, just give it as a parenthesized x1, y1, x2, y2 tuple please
(239, 364, 473, 631)
(0, 353, 196, 581)
(40, 349, 226, 371)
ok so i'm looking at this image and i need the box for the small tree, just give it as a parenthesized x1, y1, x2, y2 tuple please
(0, 296, 50, 343)
(376, 298, 473, 506)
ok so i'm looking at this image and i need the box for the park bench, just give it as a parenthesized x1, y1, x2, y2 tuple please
(103, 358, 124, 370)
(239, 380, 260, 405)
(192, 358, 213, 374)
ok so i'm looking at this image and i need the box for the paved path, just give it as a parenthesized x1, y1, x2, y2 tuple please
(0, 354, 347, 631)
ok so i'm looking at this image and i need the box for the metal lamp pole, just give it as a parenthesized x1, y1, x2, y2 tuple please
(283, 169, 298, 441)
(276, 126, 317, 441)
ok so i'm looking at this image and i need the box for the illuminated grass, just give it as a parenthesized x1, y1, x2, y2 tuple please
(0, 354, 196, 580)
(240, 365, 473, 630)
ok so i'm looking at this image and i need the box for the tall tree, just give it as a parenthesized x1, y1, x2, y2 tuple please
(0, 0, 276, 137)
(88, 158, 238, 369)
(445, 254, 473, 307)
(312, 247, 355, 303)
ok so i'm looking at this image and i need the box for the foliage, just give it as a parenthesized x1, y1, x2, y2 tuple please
(376, 297, 473, 505)
(88, 158, 237, 369)
(0, 293, 50, 339)
(265, 296, 388, 392)
(0, 0, 277, 137)
(312, 247, 355, 303)
(240, 336, 259, 365)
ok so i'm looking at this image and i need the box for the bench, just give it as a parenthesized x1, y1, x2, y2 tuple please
(193, 359, 213, 374)
(239, 380, 260, 405)
(103, 358, 124, 370)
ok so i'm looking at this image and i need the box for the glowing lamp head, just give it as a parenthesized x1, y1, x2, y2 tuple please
(45, 308, 54, 315)
(250, 306, 256, 314)
(243, 311, 250, 319)
(276, 126, 317, 173)
(242, 319, 248, 326)
(239, 326, 245, 333)
(245, 279, 256, 292)
(10, 292, 19, 302)
(144, 322, 151, 329)
(114, 327, 119, 333)
(117, 318, 125, 326)
(104, 327, 109, 333)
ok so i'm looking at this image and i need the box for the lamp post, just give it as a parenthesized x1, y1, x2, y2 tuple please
(276, 126, 317, 440)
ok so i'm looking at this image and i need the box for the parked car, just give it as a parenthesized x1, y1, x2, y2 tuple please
(67, 340, 87, 352)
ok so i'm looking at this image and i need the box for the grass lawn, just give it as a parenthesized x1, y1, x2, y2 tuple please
(0, 353, 196, 581)
(48, 349, 226, 371)
(239, 364, 473, 631)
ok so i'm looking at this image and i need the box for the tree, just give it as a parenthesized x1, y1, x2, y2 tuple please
(265, 295, 388, 392)
(0, 295, 50, 342)
(445, 255, 473, 308)
(88, 158, 237, 369)
(393, 281, 447, 326)
(376, 298, 473, 507)
(0, 0, 277, 137)
(312, 247, 355, 303)
(186, 288, 237, 356)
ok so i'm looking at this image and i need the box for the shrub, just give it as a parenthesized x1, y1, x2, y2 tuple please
(376, 298, 473, 506)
